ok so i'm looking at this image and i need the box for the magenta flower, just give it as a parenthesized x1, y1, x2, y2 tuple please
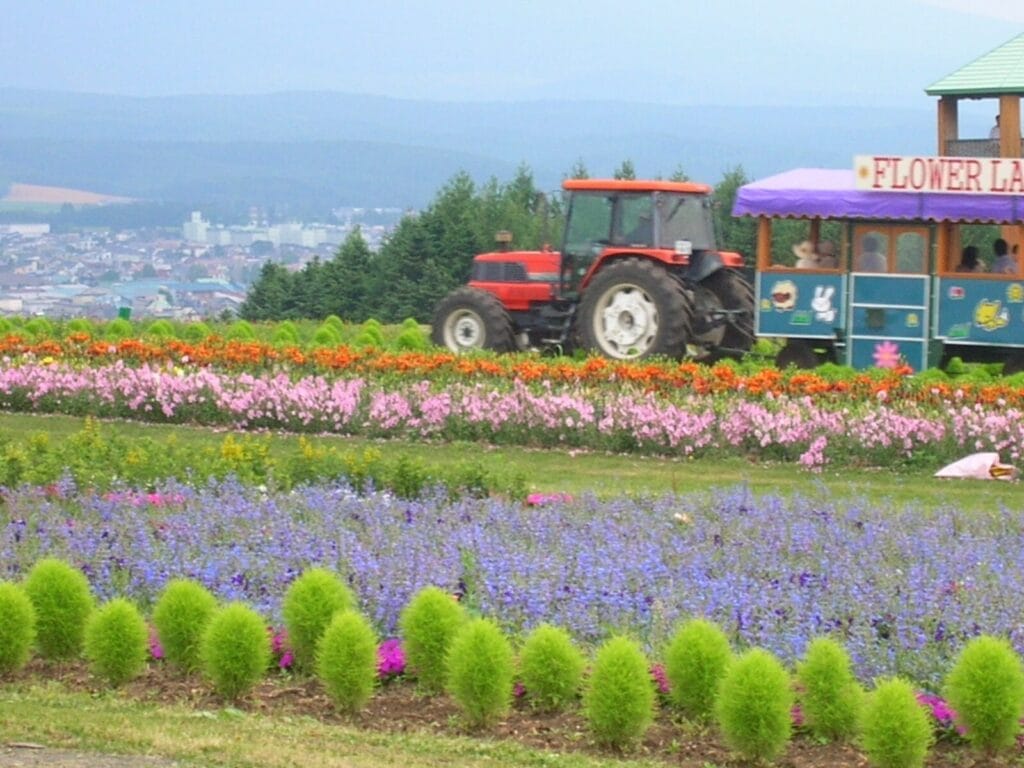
(148, 626, 164, 660)
(526, 493, 573, 506)
(377, 638, 406, 679)
(649, 662, 670, 695)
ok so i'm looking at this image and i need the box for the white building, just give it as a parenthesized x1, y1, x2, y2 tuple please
(182, 211, 209, 243)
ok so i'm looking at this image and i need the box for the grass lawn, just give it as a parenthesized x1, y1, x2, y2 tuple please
(1, 411, 1022, 512)
(0, 683, 665, 768)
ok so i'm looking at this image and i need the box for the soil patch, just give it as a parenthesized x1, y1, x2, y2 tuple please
(5, 660, 987, 768)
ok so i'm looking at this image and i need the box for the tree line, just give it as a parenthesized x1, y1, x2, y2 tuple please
(239, 163, 757, 324)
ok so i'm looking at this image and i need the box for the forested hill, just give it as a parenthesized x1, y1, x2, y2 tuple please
(0, 88, 939, 211)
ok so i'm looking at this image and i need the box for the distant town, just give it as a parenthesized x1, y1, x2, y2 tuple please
(0, 208, 402, 320)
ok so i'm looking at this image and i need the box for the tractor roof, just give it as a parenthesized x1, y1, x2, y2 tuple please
(562, 178, 712, 195)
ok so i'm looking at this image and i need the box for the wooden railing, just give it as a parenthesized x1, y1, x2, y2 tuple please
(945, 138, 1024, 157)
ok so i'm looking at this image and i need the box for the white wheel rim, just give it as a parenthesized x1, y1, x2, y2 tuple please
(593, 283, 658, 359)
(445, 310, 484, 350)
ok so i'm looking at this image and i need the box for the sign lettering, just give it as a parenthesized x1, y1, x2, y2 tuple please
(854, 155, 1024, 195)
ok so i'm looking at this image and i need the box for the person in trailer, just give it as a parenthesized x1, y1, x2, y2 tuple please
(855, 234, 887, 272)
(816, 240, 838, 268)
(990, 238, 1016, 274)
(956, 245, 983, 273)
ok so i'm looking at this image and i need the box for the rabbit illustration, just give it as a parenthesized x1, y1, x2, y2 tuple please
(812, 285, 836, 323)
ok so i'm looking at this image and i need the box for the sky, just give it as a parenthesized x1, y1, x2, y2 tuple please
(2, 0, 1022, 111)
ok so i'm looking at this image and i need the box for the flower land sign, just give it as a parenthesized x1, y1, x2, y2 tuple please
(854, 154, 1024, 195)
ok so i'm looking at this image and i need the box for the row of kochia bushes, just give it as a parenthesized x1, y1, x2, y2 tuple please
(0, 315, 431, 352)
(2, 559, 1023, 768)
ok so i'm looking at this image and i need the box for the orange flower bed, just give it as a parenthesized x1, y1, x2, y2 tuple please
(0, 333, 1020, 407)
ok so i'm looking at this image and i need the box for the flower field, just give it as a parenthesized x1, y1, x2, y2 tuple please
(6, 322, 1024, 765)
(2, 351, 1024, 469)
(3, 477, 1022, 691)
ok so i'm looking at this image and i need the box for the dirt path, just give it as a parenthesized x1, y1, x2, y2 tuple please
(1, 744, 183, 768)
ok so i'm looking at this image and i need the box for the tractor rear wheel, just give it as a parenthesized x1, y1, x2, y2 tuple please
(578, 258, 693, 360)
(699, 269, 755, 356)
(431, 287, 515, 353)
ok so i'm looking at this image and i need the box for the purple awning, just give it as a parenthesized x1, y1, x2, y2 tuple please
(732, 168, 1024, 223)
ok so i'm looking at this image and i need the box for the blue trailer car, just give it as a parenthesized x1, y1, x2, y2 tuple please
(733, 166, 1024, 371)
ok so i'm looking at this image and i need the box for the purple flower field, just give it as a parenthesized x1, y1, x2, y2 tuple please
(3, 477, 1022, 689)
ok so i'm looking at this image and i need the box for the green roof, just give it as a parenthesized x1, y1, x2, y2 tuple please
(926, 32, 1024, 96)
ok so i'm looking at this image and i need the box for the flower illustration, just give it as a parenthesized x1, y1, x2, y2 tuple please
(872, 340, 901, 369)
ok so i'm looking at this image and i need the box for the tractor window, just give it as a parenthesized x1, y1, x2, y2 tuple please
(613, 194, 654, 246)
(657, 194, 716, 251)
(564, 192, 613, 247)
(562, 192, 614, 292)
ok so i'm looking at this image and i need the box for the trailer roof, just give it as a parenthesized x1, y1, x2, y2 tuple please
(562, 178, 712, 195)
(732, 168, 1024, 223)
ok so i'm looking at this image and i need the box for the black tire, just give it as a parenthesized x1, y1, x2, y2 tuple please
(578, 258, 693, 360)
(1004, 352, 1024, 376)
(700, 269, 755, 355)
(774, 339, 819, 370)
(430, 287, 515, 353)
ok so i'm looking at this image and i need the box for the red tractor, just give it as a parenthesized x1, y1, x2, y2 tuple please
(431, 178, 754, 360)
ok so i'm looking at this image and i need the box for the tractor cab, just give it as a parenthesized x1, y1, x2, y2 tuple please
(560, 179, 721, 295)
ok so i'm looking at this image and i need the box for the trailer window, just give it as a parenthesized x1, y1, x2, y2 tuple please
(895, 231, 928, 274)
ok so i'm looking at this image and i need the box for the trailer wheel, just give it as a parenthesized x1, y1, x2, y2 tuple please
(431, 287, 515, 353)
(700, 269, 755, 355)
(1004, 352, 1024, 376)
(578, 258, 693, 360)
(775, 339, 820, 370)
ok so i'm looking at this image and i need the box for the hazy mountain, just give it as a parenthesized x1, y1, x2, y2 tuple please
(0, 89, 948, 213)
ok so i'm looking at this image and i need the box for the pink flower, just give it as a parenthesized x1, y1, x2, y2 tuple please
(148, 626, 164, 660)
(649, 663, 670, 695)
(377, 638, 406, 678)
(526, 492, 573, 506)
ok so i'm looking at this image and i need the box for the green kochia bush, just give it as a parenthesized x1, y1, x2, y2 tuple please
(315, 610, 378, 714)
(398, 586, 467, 693)
(664, 617, 733, 720)
(103, 318, 134, 340)
(860, 677, 933, 768)
(0, 581, 37, 675)
(200, 602, 271, 701)
(796, 636, 863, 741)
(714, 648, 793, 762)
(445, 618, 515, 728)
(83, 598, 149, 686)
(281, 568, 356, 671)
(583, 636, 655, 749)
(518, 623, 585, 712)
(943, 635, 1024, 753)
(152, 579, 218, 672)
(23, 558, 95, 660)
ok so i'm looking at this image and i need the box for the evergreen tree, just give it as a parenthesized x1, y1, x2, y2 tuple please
(566, 159, 590, 179)
(669, 165, 691, 182)
(613, 160, 637, 180)
(240, 261, 292, 320)
(713, 166, 757, 265)
(323, 228, 373, 321)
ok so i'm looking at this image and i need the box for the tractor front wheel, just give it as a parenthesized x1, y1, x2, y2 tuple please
(431, 287, 516, 353)
(578, 258, 693, 360)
